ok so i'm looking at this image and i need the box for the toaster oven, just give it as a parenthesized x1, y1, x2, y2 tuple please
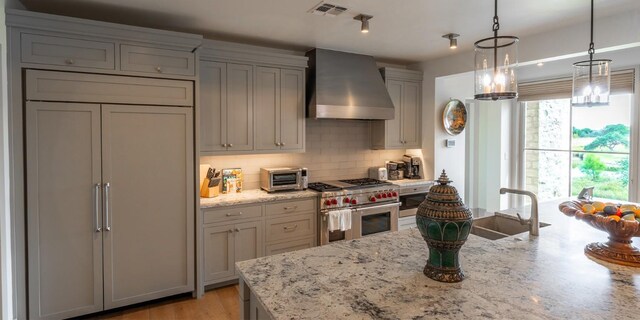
(260, 167, 305, 192)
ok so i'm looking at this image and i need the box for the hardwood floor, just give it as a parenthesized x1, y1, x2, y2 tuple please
(76, 285, 240, 320)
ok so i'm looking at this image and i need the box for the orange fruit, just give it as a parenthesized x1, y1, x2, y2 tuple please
(607, 215, 621, 222)
(581, 204, 596, 214)
(592, 201, 606, 211)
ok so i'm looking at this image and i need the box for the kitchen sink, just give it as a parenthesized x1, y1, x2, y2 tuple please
(470, 213, 550, 240)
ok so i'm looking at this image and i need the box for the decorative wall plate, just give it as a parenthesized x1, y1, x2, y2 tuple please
(442, 99, 467, 135)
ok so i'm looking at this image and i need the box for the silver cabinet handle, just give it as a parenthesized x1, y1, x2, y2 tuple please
(65, 58, 74, 65)
(235, 227, 240, 232)
(275, 142, 280, 146)
(226, 212, 243, 217)
(280, 142, 285, 146)
(222, 143, 227, 147)
(104, 182, 111, 231)
(283, 224, 298, 231)
(94, 184, 101, 232)
(228, 229, 233, 233)
(228, 143, 233, 147)
(155, 66, 163, 73)
(283, 206, 298, 210)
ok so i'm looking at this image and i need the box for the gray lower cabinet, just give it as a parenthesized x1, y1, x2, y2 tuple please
(203, 220, 263, 284)
(201, 198, 317, 288)
(26, 101, 194, 319)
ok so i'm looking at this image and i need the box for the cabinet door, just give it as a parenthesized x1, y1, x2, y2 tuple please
(200, 61, 227, 152)
(279, 69, 304, 150)
(385, 80, 404, 148)
(234, 220, 264, 265)
(26, 102, 104, 319)
(402, 81, 421, 148)
(203, 225, 235, 282)
(101, 105, 194, 309)
(226, 63, 254, 151)
(255, 66, 280, 151)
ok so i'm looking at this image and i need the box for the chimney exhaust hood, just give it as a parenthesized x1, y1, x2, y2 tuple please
(305, 49, 395, 120)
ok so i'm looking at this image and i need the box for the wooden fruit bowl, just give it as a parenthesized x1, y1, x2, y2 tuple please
(559, 200, 640, 267)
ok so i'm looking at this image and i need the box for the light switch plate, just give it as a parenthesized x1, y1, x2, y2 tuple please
(445, 139, 456, 148)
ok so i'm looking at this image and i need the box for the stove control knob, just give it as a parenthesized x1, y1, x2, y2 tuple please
(351, 199, 358, 205)
(331, 198, 338, 205)
(375, 194, 382, 199)
(324, 199, 332, 206)
(392, 191, 398, 197)
(370, 196, 376, 202)
(343, 197, 350, 203)
(382, 193, 388, 198)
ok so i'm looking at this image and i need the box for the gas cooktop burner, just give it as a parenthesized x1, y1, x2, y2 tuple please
(339, 178, 391, 188)
(307, 182, 342, 192)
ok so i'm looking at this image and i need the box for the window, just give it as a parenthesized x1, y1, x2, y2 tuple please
(523, 94, 632, 201)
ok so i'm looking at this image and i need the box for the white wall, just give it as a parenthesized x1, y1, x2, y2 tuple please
(433, 72, 473, 199)
(413, 8, 640, 204)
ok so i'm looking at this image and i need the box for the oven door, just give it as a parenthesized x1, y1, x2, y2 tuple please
(352, 202, 399, 239)
(399, 186, 429, 218)
(319, 210, 355, 245)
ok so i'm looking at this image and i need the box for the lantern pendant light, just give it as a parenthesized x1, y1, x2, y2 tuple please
(474, 0, 519, 101)
(571, 0, 611, 107)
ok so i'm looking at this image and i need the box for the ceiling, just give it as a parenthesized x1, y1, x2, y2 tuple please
(16, 0, 640, 64)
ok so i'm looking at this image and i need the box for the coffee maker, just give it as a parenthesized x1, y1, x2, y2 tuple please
(402, 155, 422, 179)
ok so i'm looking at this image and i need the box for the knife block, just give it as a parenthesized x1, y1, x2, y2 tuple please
(200, 178, 220, 198)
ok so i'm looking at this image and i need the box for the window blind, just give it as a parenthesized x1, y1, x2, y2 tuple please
(518, 69, 635, 102)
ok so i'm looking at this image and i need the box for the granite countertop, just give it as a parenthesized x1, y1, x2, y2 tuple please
(200, 189, 319, 208)
(390, 178, 435, 188)
(237, 198, 640, 319)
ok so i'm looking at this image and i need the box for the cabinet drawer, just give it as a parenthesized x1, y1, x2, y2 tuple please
(120, 45, 195, 76)
(265, 198, 315, 216)
(265, 237, 315, 256)
(21, 33, 115, 70)
(203, 204, 262, 224)
(266, 213, 314, 243)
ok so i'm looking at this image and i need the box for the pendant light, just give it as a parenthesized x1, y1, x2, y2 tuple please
(571, 0, 611, 107)
(474, 0, 519, 100)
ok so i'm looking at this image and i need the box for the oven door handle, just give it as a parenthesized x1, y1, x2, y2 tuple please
(353, 202, 401, 212)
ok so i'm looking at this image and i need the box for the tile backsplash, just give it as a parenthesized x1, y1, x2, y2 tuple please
(201, 119, 408, 190)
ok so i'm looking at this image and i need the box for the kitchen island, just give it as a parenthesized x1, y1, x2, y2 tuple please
(236, 198, 640, 319)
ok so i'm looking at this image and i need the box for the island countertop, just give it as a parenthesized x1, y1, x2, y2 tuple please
(236, 198, 640, 319)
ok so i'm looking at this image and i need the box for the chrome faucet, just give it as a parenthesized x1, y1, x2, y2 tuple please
(499, 188, 540, 236)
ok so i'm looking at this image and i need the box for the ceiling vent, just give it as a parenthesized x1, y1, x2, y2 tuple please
(309, 1, 348, 17)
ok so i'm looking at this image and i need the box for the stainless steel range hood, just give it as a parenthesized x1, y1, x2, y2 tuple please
(305, 49, 395, 120)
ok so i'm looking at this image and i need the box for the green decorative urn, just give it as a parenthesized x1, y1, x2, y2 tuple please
(416, 170, 473, 282)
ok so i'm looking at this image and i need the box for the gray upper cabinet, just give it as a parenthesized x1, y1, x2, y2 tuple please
(371, 68, 423, 150)
(200, 61, 227, 152)
(21, 33, 115, 70)
(255, 67, 304, 152)
(279, 69, 305, 150)
(120, 44, 195, 76)
(227, 64, 255, 151)
(199, 39, 307, 155)
(200, 62, 254, 153)
(26, 102, 104, 320)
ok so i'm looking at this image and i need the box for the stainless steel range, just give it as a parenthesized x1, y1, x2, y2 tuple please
(308, 178, 400, 245)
